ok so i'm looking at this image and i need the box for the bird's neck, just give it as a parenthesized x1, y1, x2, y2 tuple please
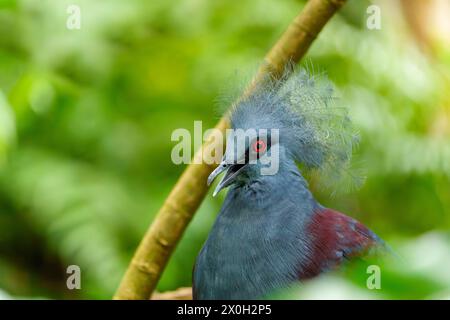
(225, 155, 317, 219)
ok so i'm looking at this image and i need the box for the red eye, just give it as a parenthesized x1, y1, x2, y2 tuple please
(252, 140, 266, 153)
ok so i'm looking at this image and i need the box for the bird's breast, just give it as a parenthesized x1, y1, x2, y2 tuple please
(194, 202, 312, 299)
(193, 172, 318, 299)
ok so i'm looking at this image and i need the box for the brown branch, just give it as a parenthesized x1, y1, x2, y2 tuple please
(113, 0, 347, 300)
(151, 287, 193, 300)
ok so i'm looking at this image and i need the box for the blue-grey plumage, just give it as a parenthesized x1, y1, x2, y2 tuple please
(194, 146, 319, 299)
(193, 68, 383, 300)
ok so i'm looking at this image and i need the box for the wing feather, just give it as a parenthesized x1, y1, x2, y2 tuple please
(299, 208, 382, 279)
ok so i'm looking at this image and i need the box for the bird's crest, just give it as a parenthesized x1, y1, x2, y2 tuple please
(228, 65, 363, 192)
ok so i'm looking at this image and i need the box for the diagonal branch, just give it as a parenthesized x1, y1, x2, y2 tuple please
(114, 0, 348, 300)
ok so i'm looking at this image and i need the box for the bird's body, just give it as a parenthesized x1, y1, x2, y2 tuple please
(193, 146, 381, 299)
(193, 69, 384, 300)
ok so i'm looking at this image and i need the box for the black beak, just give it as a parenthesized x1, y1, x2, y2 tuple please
(207, 161, 247, 196)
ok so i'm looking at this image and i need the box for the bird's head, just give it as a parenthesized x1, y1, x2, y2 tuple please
(208, 68, 359, 196)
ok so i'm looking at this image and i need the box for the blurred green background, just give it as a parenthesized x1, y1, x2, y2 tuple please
(0, 0, 449, 299)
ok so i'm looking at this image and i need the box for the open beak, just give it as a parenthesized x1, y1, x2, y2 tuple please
(207, 161, 247, 197)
